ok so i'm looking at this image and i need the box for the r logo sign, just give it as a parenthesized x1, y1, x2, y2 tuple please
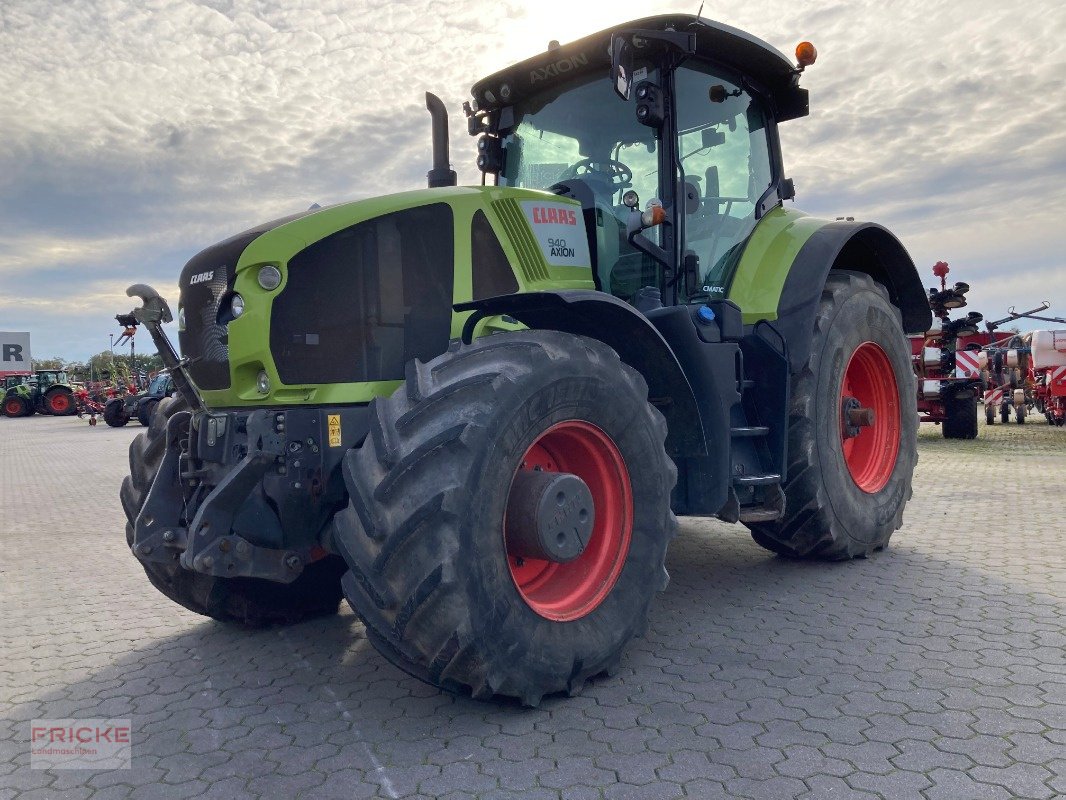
(0, 332, 32, 370)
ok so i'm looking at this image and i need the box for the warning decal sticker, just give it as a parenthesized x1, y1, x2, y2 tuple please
(955, 350, 981, 378)
(520, 201, 592, 269)
(328, 414, 342, 448)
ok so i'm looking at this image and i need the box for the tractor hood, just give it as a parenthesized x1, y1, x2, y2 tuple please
(472, 14, 808, 122)
(175, 186, 593, 408)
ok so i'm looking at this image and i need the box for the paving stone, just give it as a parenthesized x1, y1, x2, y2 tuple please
(924, 766, 1013, 800)
(2, 409, 1065, 799)
(967, 763, 1057, 800)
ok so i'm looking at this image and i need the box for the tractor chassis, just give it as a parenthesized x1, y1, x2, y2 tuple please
(131, 405, 369, 583)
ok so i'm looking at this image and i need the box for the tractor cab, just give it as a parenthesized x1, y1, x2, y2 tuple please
(36, 370, 67, 389)
(469, 15, 810, 306)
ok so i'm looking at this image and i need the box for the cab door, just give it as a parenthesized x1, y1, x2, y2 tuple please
(672, 62, 777, 300)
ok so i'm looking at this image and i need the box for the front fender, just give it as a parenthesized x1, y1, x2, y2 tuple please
(455, 291, 707, 457)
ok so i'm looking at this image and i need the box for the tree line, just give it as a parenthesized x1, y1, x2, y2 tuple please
(31, 351, 165, 384)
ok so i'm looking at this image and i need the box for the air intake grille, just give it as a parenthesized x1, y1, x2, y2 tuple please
(492, 199, 549, 282)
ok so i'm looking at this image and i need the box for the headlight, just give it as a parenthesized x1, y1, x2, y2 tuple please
(216, 292, 245, 325)
(257, 265, 282, 291)
(256, 370, 270, 394)
(177, 306, 185, 331)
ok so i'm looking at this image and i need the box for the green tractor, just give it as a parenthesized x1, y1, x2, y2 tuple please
(122, 15, 929, 705)
(2, 370, 77, 417)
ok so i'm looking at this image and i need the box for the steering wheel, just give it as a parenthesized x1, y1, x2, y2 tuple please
(560, 158, 633, 188)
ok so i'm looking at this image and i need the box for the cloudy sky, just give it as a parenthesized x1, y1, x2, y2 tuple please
(2, 0, 1064, 361)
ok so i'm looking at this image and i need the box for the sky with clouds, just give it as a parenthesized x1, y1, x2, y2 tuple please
(2, 0, 1064, 361)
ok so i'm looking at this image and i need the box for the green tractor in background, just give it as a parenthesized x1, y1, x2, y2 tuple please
(122, 14, 930, 705)
(2, 370, 77, 417)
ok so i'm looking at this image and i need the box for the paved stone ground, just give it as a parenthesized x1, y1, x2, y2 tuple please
(1, 413, 1064, 799)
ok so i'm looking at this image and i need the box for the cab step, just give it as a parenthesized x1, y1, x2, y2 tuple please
(737, 507, 782, 523)
(730, 426, 769, 437)
(732, 473, 781, 487)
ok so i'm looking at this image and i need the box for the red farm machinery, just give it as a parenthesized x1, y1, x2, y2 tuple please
(909, 262, 984, 438)
(1030, 329, 1066, 425)
(979, 302, 1066, 426)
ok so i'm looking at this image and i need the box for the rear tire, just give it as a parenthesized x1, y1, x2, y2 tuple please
(943, 391, 978, 439)
(121, 394, 345, 625)
(103, 398, 130, 427)
(748, 270, 917, 560)
(137, 398, 159, 427)
(333, 330, 677, 705)
(44, 388, 76, 416)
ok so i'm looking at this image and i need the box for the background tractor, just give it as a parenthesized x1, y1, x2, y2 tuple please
(120, 15, 930, 705)
(2, 370, 77, 418)
(103, 371, 175, 427)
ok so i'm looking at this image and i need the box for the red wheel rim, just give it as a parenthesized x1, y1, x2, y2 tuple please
(505, 421, 633, 622)
(50, 393, 70, 412)
(4, 399, 20, 415)
(840, 342, 901, 493)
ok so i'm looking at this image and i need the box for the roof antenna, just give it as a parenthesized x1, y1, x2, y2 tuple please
(696, 2, 704, 20)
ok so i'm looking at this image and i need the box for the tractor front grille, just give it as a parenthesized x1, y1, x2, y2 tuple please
(177, 229, 264, 391)
(177, 211, 315, 393)
(180, 271, 232, 391)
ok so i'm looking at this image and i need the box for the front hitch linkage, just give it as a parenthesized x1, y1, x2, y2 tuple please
(124, 283, 206, 414)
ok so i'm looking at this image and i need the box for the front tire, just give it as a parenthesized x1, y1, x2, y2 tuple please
(137, 398, 159, 427)
(3, 395, 29, 418)
(103, 398, 130, 427)
(120, 394, 346, 625)
(333, 330, 677, 705)
(749, 270, 917, 560)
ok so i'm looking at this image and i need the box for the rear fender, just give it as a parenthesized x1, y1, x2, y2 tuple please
(775, 222, 932, 371)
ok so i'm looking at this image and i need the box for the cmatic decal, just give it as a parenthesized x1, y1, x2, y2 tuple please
(955, 350, 981, 378)
(520, 201, 591, 269)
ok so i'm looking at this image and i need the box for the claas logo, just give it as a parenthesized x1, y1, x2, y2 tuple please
(531, 206, 578, 226)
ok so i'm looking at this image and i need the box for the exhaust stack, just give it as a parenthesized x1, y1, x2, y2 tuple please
(425, 92, 457, 188)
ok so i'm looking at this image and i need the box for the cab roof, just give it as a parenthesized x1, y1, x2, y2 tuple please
(471, 14, 809, 122)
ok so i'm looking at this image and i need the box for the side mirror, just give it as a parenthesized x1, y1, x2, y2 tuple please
(610, 35, 634, 101)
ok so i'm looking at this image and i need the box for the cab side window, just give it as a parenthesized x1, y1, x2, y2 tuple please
(675, 63, 774, 296)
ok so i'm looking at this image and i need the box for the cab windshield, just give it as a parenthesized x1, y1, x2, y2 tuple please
(148, 374, 169, 394)
(499, 71, 663, 300)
